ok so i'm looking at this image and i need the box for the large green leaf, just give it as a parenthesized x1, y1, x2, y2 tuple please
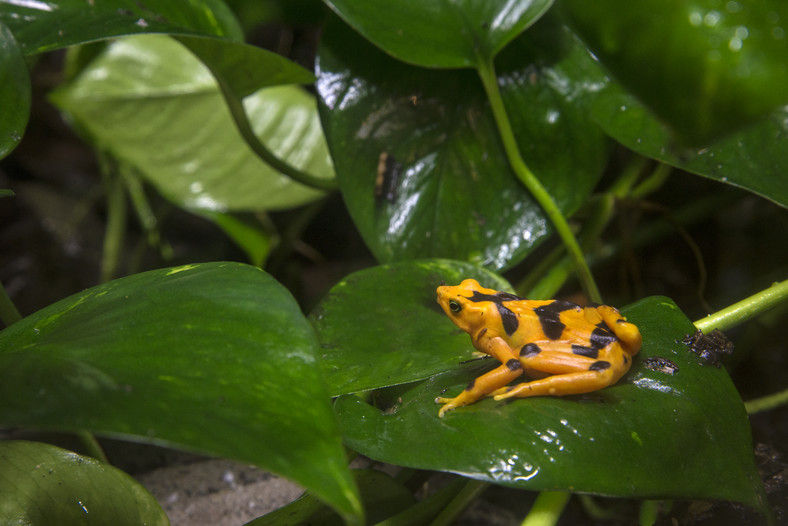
(51, 35, 332, 212)
(323, 0, 553, 67)
(315, 15, 609, 270)
(0, 262, 361, 524)
(591, 83, 788, 209)
(0, 0, 243, 54)
(329, 281, 766, 512)
(311, 260, 511, 396)
(0, 441, 168, 525)
(561, 0, 788, 144)
(0, 21, 29, 160)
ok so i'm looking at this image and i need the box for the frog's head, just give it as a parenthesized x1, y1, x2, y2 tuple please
(436, 279, 498, 333)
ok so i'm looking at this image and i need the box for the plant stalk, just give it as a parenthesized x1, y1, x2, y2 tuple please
(745, 387, 788, 414)
(428, 480, 489, 526)
(694, 278, 788, 332)
(76, 431, 109, 463)
(475, 57, 600, 303)
(520, 491, 571, 526)
(212, 76, 338, 192)
(374, 477, 467, 526)
(100, 167, 127, 283)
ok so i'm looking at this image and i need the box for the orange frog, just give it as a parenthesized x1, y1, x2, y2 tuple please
(436, 279, 641, 417)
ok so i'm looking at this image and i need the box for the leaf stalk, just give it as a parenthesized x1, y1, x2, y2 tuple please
(475, 57, 600, 303)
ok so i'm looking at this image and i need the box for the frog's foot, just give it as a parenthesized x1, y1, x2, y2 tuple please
(435, 395, 469, 418)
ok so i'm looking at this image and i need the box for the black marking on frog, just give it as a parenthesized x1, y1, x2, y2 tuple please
(589, 360, 611, 371)
(571, 344, 599, 359)
(534, 300, 578, 340)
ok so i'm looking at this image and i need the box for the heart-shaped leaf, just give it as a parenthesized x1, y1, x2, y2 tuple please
(561, 0, 788, 144)
(51, 35, 332, 212)
(311, 259, 512, 396)
(0, 262, 361, 523)
(591, 83, 788, 209)
(333, 293, 767, 514)
(0, 441, 167, 525)
(0, 0, 242, 54)
(0, 21, 29, 160)
(323, 0, 554, 67)
(315, 15, 609, 270)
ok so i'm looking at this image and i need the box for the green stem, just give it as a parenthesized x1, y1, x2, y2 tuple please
(520, 491, 571, 526)
(630, 162, 672, 199)
(76, 431, 109, 463)
(694, 279, 788, 332)
(475, 57, 600, 303)
(638, 500, 663, 526)
(745, 387, 788, 414)
(607, 154, 649, 198)
(120, 168, 172, 260)
(212, 76, 338, 192)
(522, 194, 614, 299)
(528, 191, 736, 301)
(0, 280, 22, 326)
(374, 478, 467, 526)
(100, 166, 127, 283)
(428, 480, 489, 526)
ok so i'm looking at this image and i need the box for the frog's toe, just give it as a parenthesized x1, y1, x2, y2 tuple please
(436, 397, 462, 417)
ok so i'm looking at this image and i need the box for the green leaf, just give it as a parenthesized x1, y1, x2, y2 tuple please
(0, 21, 29, 160)
(0, 262, 361, 524)
(315, 16, 608, 270)
(323, 0, 554, 67)
(0, 0, 243, 54)
(311, 259, 511, 396)
(0, 440, 168, 525)
(51, 35, 333, 212)
(334, 296, 767, 514)
(591, 83, 788, 209)
(561, 0, 788, 144)
(175, 35, 316, 98)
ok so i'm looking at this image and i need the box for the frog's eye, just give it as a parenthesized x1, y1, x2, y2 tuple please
(449, 300, 462, 313)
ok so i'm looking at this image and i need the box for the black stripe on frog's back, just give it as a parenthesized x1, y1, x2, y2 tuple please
(590, 322, 618, 351)
(467, 291, 524, 304)
(534, 300, 579, 340)
(466, 290, 523, 337)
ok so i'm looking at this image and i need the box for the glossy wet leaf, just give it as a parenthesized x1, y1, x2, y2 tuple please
(591, 84, 788, 209)
(315, 16, 608, 270)
(51, 35, 333, 212)
(0, 262, 361, 523)
(323, 0, 553, 67)
(561, 0, 788, 144)
(311, 260, 511, 396)
(335, 297, 767, 513)
(0, 21, 29, 160)
(0, 0, 242, 54)
(0, 441, 167, 525)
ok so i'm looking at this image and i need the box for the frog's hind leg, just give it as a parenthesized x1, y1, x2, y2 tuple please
(492, 362, 622, 400)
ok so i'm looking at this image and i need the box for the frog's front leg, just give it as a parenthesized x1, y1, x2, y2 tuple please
(436, 337, 522, 418)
